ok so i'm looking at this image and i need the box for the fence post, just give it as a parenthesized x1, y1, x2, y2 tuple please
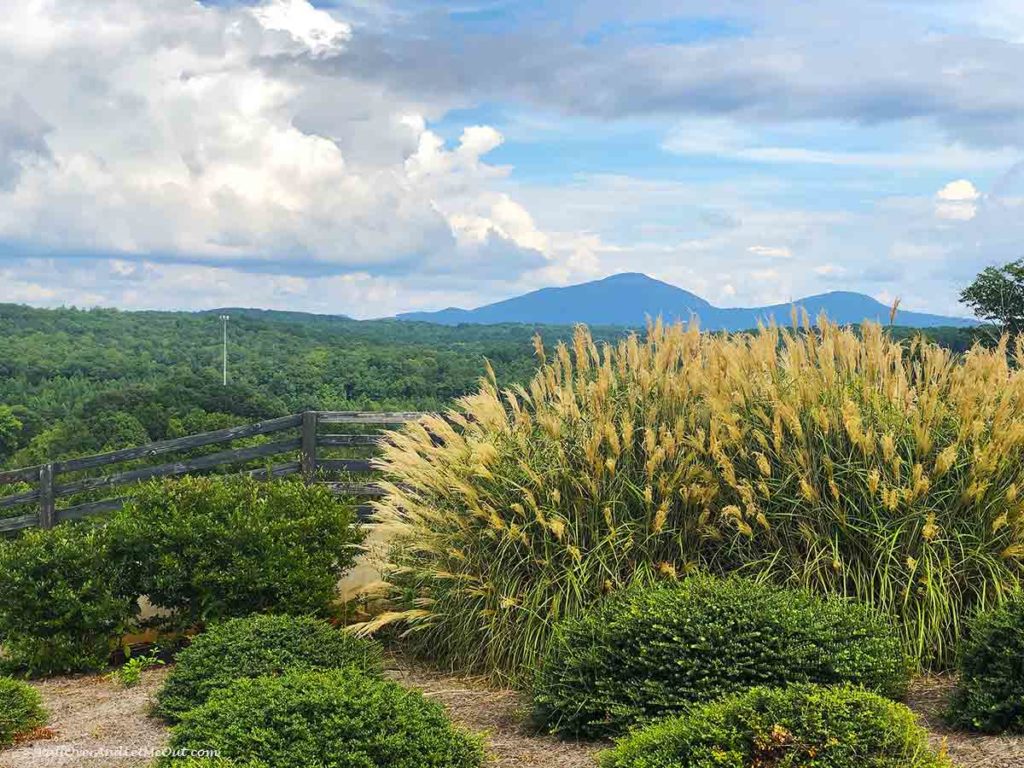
(39, 463, 55, 529)
(301, 411, 318, 480)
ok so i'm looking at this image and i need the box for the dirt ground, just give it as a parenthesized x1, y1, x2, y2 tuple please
(387, 662, 602, 768)
(0, 667, 170, 768)
(905, 675, 1024, 768)
(2, 664, 1022, 768)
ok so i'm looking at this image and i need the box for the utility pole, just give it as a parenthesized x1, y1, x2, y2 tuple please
(220, 314, 230, 385)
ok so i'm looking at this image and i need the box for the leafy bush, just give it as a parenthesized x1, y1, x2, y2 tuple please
(0, 677, 47, 747)
(107, 476, 363, 628)
(372, 321, 1024, 680)
(599, 684, 950, 768)
(948, 592, 1024, 733)
(0, 522, 137, 677)
(156, 614, 384, 722)
(533, 576, 909, 737)
(159, 668, 484, 768)
(107, 646, 164, 689)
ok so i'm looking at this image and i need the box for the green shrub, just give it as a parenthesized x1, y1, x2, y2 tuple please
(373, 322, 1024, 681)
(0, 522, 137, 677)
(599, 684, 949, 768)
(107, 646, 164, 689)
(533, 576, 909, 737)
(107, 476, 363, 628)
(948, 592, 1024, 733)
(160, 668, 484, 768)
(156, 614, 384, 722)
(0, 676, 47, 747)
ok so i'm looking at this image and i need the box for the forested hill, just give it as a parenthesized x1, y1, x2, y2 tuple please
(0, 304, 588, 468)
(0, 302, 979, 468)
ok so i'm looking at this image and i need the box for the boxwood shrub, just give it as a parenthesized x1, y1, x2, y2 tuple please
(106, 476, 364, 628)
(0, 522, 137, 677)
(0, 676, 47, 747)
(948, 592, 1024, 733)
(156, 614, 384, 722)
(533, 576, 909, 737)
(599, 684, 950, 768)
(160, 668, 484, 768)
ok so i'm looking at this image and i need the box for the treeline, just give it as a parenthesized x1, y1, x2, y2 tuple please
(0, 302, 981, 468)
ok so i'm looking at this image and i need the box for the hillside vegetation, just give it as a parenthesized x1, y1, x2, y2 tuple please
(0, 305, 618, 468)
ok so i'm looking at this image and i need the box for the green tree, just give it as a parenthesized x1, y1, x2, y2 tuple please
(0, 405, 23, 462)
(960, 259, 1024, 333)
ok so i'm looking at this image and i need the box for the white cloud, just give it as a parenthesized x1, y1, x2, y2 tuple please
(663, 120, 1017, 171)
(252, 0, 351, 57)
(937, 180, 981, 202)
(458, 125, 505, 158)
(748, 245, 793, 259)
(814, 263, 846, 277)
(935, 179, 981, 220)
(0, 0, 553, 290)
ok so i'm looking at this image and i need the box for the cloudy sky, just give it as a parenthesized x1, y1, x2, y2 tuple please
(1, 0, 1022, 318)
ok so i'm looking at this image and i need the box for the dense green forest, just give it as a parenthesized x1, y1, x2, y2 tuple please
(0, 302, 980, 469)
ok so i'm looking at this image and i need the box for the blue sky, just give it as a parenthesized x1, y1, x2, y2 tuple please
(0, 0, 1022, 317)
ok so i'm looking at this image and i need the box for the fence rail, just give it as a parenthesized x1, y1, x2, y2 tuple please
(0, 411, 422, 534)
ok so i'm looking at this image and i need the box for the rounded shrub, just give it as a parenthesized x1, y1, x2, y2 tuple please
(106, 475, 364, 628)
(159, 668, 484, 768)
(599, 684, 950, 768)
(533, 576, 909, 737)
(0, 522, 137, 677)
(0, 676, 47, 747)
(373, 322, 1024, 680)
(156, 614, 384, 722)
(948, 592, 1024, 733)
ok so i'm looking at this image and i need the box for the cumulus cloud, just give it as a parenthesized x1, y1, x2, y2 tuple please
(935, 179, 981, 221)
(252, 0, 352, 57)
(0, 0, 553, 294)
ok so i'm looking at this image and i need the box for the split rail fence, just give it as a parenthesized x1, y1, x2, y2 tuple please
(0, 411, 423, 534)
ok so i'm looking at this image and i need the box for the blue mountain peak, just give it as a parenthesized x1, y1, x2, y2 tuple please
(396, 274, 975, 330)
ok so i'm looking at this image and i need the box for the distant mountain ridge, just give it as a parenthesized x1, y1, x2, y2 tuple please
(396, 273, 976, 330)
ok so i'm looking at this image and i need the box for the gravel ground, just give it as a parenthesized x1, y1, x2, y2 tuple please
(0, 667, 170, 768)
(3, 664, 1022, 768)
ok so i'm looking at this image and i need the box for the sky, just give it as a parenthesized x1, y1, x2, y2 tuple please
(1, 0, 1023, 319)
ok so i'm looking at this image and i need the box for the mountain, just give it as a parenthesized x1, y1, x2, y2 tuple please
(396, 273, 976, 330)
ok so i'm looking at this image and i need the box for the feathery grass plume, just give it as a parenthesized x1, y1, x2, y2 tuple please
(368, 319, 1024, 681)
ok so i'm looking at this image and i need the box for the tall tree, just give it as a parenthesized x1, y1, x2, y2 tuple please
(0, 405, 22, 462)
(960, 259, 1024, 334)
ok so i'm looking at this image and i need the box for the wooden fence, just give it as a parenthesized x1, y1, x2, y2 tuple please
(0, 411, 423, 534)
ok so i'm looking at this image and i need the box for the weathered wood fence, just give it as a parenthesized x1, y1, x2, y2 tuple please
(0, 411, 423, 534)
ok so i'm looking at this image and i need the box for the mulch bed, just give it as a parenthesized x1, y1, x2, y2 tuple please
(2, 664, 1022, 767)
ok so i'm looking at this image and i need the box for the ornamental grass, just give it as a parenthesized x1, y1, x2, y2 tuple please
(367, 317, 1024, 682)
